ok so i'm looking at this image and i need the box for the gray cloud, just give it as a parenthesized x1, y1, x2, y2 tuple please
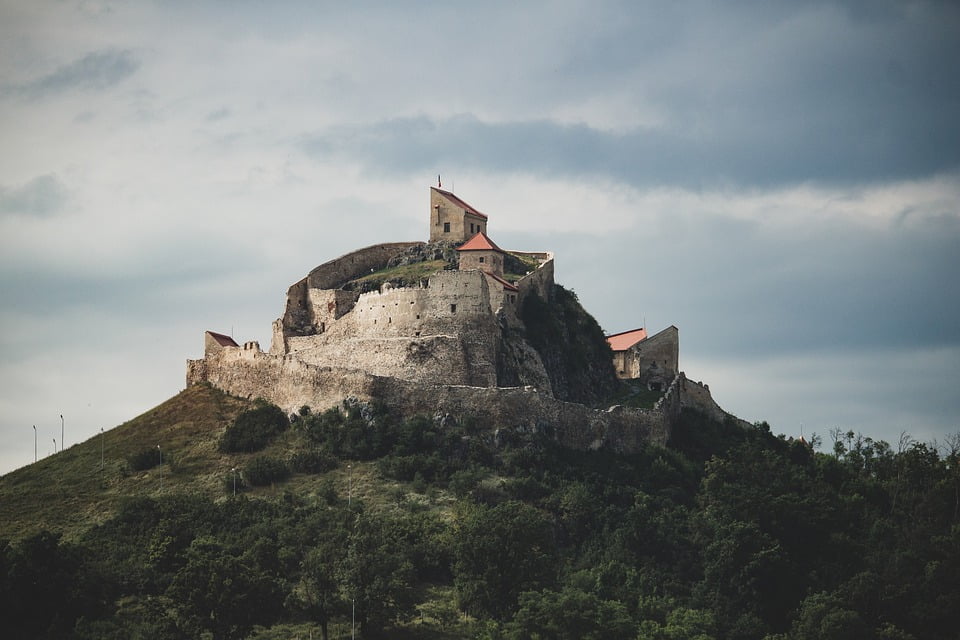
(532, 210, 960, 361)
(13, 49, 139, 98)
(0, 175, 68, 217)
(303, 107, 960, 189)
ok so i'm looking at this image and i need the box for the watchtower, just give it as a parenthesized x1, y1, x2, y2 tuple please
(429, 186, 488, 243)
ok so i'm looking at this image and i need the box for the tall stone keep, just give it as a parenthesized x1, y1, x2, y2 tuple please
(430, 187, 488, 242)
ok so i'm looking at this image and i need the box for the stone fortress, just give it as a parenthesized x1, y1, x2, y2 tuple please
(187, 185, 738, 451)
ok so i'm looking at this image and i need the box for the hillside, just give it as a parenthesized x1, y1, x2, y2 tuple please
(2, 385, 958, 640)
(0, 385, 252, 540)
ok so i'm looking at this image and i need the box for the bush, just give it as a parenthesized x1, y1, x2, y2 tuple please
(223, 470, 246, 495)
(220, 403, 290, 453)
(128, 447, 163, 471)
(289, 449, 338, 474)
(244, 456, 290, 486)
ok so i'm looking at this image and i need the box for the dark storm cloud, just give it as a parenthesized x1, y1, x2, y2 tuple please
(11, 49, 139, 98)
(302, 0, 960, 189)
(304, 106, 960, 190)
(541, 209, 960, 360)
(0, 175, 67, 217)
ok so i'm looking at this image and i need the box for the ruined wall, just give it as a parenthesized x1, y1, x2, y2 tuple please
(280, 271, 501, 387)
(678, 374, 748, 426)
(187, 348, 671, 452)
(305, 242, 422, 290)
(277, 242, 421, 347)
(514, 252, 555, 304)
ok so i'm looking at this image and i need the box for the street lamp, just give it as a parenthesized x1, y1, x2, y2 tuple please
(348, 464, 352, 506)
(53, 438, 57, 454)
(100, 428, 104, 471)
(231, 467, 238, 496)
(157, 444, 162, 491)
(60, 414, 64, 452)
(32, 425, 36, 462)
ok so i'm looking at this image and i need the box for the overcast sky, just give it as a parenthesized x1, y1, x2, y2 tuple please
(1, 0, 958, 474)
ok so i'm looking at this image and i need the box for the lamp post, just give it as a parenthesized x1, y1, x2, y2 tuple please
(157, 444, 162, 491)
(32, 425, 36, 462)
(60, 414, 64, 452)
(100, 428, 104, 471)
(231, 467, 238, 496)
(348, 464, 352, 506)
(53, 438, 57, 454)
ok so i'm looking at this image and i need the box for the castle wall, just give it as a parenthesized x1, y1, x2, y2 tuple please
(186, 349, 671, 452)
(513, 252, 555, 304)
(281, 271, 501, 387)
(305, 242, 423, 290)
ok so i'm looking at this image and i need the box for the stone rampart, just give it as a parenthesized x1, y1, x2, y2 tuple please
(306, 242, 423, 290)
(513, 251, 555, 304)
(187, 348, 671, 452)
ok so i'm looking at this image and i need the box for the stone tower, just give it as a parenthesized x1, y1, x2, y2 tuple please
(429, 187, 488, 243)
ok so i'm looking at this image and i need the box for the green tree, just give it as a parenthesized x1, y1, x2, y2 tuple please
(453, 500, 559, 620)
(166, 537, 283, 640)
(506, 586, 634, 639)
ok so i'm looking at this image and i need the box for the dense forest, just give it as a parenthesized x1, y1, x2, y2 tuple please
(2, 398, 958, 639)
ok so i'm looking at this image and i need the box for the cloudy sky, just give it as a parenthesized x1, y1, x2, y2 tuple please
(1, 0, 958, 474)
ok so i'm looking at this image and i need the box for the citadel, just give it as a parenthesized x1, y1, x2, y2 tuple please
(187, 186, 737, 451)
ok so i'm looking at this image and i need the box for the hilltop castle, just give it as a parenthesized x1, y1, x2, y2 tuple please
(187, 186, 735, 451)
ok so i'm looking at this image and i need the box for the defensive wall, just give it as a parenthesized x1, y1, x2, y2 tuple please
(280, 270, 502, 387)
(511, 251, 555, 305)
(186, 346, 673, 452)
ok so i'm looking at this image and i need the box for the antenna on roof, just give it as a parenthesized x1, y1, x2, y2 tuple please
(643, 314, 646, 330)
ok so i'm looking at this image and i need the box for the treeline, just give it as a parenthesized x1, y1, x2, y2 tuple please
(2, 401, 959, 639)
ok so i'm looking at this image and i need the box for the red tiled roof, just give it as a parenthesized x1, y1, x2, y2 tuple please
(207, 331, 239, 347)
(487, 272, 520, 292)
(606, 328, 647, 351)
(457, 231, 505, 253)
(432, 187, 488, 220)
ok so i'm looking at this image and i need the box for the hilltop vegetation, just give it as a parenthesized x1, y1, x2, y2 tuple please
(1, 386, 958, 639)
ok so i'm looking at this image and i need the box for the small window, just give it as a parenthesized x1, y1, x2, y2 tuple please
(450, 304, 457, 313)
(470, 223, 474, 233)
(443, 222, 450, 233)
(479, 256, 485, 263)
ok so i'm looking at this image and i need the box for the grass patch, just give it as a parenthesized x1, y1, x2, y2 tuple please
(343, 259, 448, 292)
(605, 379, 665, 409)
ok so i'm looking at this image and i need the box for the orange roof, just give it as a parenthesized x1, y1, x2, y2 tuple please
(207, 331, 239, 347)
(606, 328, 647, 351)
(457, 231, 505, 253)
(432, 187, 488, 220)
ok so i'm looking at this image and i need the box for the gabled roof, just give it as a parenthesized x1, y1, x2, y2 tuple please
(606, 328, 648, 352)
(486, 271, 520, 292)
(432, 187, 488, 220)
(207, 331, 239, 347)
(457, 231, 505, 253)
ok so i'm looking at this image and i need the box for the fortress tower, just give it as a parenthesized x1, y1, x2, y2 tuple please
(430, 187, 488, 242)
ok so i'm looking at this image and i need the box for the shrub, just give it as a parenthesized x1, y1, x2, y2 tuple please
(219, 403, 289, 453)
(223, 471, 246, 495)
(244, 456, 290, 486)
(289, 449, 338, 474)
(128, 447, 163, 471)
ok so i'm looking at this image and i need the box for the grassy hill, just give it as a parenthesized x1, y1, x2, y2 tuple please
(0, 384, 250, 540)
(2, 383, 957, 640)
